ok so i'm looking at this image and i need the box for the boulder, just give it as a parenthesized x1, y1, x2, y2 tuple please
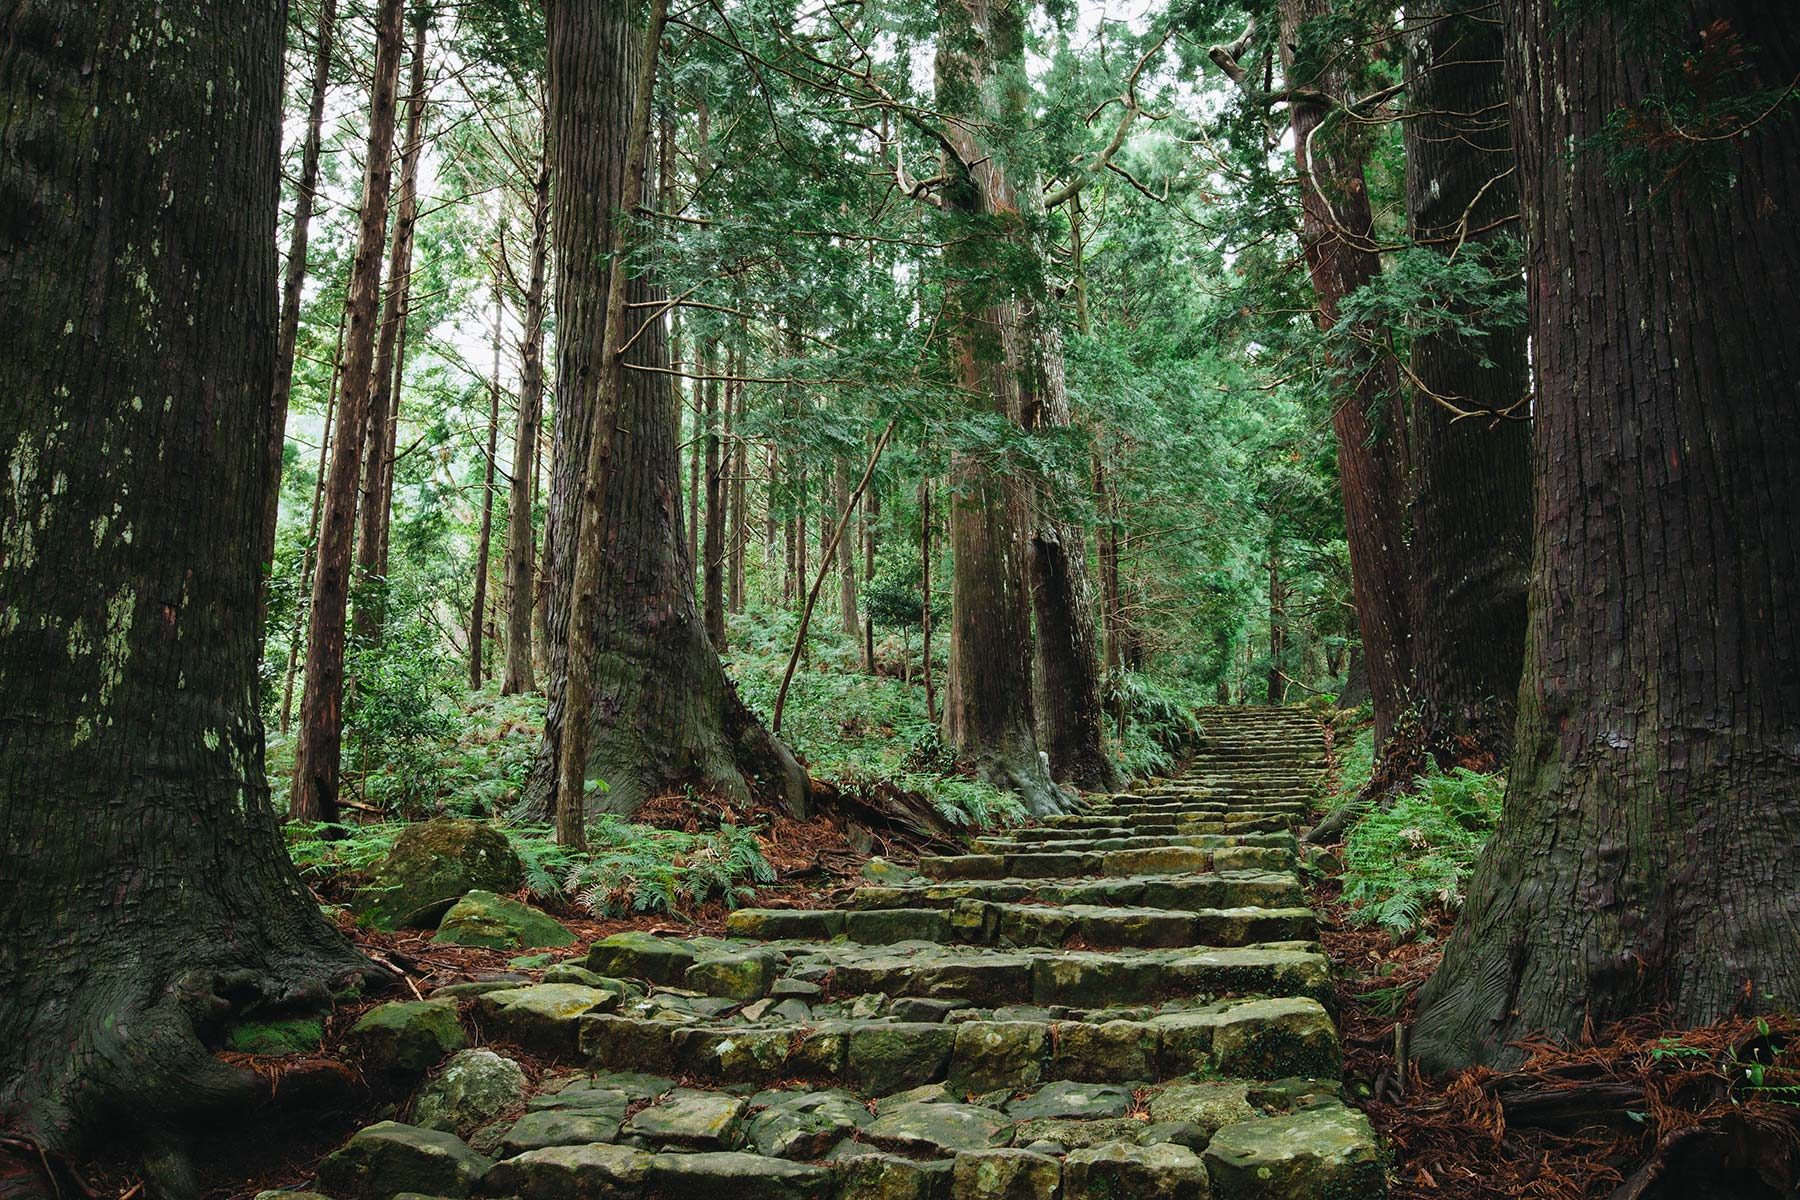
(685, 950, 782, 1001)
(585, 931, 703, 984)
(949, 1149, 1061, 1200)
(1064, 1142, 1210, 1200)
(355, 819, 522, 929)
(315, 1122, 491, 1200)
(477, 1142, 652, 1200)
(1009, 1117, 1145, 1150)
(1047, 1019, 1155, 1083)
(1202, 1103, 1386, 1199)
(408, 1049, 528, 1139)
(349, 1000, 468, 1077)
(434, 891, 575, 950)
(499, 1105, 625, 1155)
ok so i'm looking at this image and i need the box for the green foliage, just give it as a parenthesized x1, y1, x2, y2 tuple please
(1116, 672, 1203, 777)
(561, 817, 776, 916)
(343, 602, 459, 812)
(1341, 766, 1504, 938)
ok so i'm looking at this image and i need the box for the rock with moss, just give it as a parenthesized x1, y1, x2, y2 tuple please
(644, 1151, 832, 1200)
(949, 1021, 1049, 1093)
(950, 1149, 1062, 1200)
(1202, 1102, 1386, 1199)
(585, 931, 705, 984)
(621, 1089, 746, 1149)
(434, 890, 575, 950)
(354, 819, 523, 929)
(1148, 1081, 1258, 1138)
(847, 1022, 957, 1094)
(477, 983, 618, 1055)
(314, 1121, 491, 1199)
(833, 1153, 952, 1200)
(225, 1015, 324, 1055)
(478, 1142, 653, 1200)
(349, 1000, 469, 1077)
(408, 1049, 528, 1138)
(862, 1101, 1012, 1156)
(744, 1090, 868, 1159)
(1064, 1141, 1211, 1200)
(685, 949, 782, 1001)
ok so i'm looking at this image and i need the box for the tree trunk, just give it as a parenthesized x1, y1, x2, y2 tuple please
(1412, 0, 1800, 1071)
(935, 0, 1070, 816)
(730, 377, 748, 614)
(795, 463, 808, 611)
(281, 310, 347, 735)
(0, 4, 378, 1186)
(1402, 0, 1533, 764)
(836, 456, 859, 641)
(292, 0, 408, 825)
(1267, 526, 1287, 703)
(352, 4, 429, 642)
(470, 271, 502, 689)
(503, 136, 550, 695)
(920, 477, 936, 723)
(863, 475, 879, 670)
(1280, 0, 1414, 746)
(264, 0, 340, 575)
(765, 441, 780, 605)
(702, 340, 726, 648)
(519, 0, 808, 824)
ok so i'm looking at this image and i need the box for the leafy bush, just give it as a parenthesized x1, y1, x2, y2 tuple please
(343, 609, 457, 812)
(560, 816, 775, 915)
(1341, 766, 1503, 937)
(1116, 671, 1203, 776)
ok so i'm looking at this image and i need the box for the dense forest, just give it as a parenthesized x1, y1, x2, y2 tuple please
(2, 1, 1796, 1198)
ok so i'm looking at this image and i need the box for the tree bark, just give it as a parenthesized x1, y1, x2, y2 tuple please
(292, 0, 408, 825)
(281, 310, 347, 735)
(730, 376, 748, 615)
(353, 3, 429, 642)
(503, 134, 550, 695)
(520, 0, 808, 827)
(935, 0, 1072, 816)
(862, 473, 879, 670)
(702, 340, 726, 648)
(264, 0, 340, 575)
(1412, 0, 1800, 1071)
(469, 271, 502, 689)
(836, 456, 859, 641)
(1402, 0, 1532, 764)
(0, 3, 378, 1186)
(1267, 525, 1287, 703)
(920, 477, 936, 723)
(1280, 0, 1414, 746)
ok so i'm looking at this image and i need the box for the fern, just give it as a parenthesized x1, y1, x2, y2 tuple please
(1341, 766, 1503, 938)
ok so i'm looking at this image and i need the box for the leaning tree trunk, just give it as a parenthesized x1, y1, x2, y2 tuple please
(1412, 0, 1800, 1071)
(1280, 0, 1414, 747)
(503, 139, 550, 695)
(935, 0, 1071, 816)
(517, 0, 808, 822)
(354, 3, 430, 641)
(0, 4, 379, 1190)
(1402, 0, 1532, 765)
(291, 0, 408, 825)
(263, 0, 340, 573)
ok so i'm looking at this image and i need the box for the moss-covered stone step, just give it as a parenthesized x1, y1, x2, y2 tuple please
(726, 901, 1315, 950)
(575, 996, 1339, 1088)
(845, 869, 1306, 914)
(918, 844, 1296, 881)
(970, 830, 1295, 855)
(1018, 813, 1304, 840)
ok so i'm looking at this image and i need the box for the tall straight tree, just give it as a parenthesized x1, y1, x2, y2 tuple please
(354, 1, 431, 639)
(264, 0, 340, 571)
(702, 345, 727, 648)
(933, 0, 1072, 815)
(1402, 0, 1532, 763)
(1278, 0, 1414, 745)
(1413, 0, 1800, 1069)
(0, 2, 376, 1184)
(521, 0, 808, 823)
(470, 269, 503, 688)
(504, 134, 551, 695)
(835, 456, 859, 641)
(291, 0, 409, 824)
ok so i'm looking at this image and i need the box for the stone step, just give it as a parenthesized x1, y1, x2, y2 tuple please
(971, 828, 1293, 855)
(846, 869, 1306, 914)
(575, 995, 1340, 1089)
(726, 900, 1316, 950)
(919, 843, 1296, 881)
(1005, 817, 1302, 841)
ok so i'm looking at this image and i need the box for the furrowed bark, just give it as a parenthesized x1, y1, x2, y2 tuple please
(1413, 0, 1800, 1071)
(0, 4, 379, 1189)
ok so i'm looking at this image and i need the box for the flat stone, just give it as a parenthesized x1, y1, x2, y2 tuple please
(833, 1153, 953, 1200)
(408, 1049, 528, 1138)
(849, 1022, 957, 1093)
(315, 1122, 490, 1200)
(1048, 1019, 1155, 1083)
(1064, 1141, 1210, 1200)
(478, 1142, 653, 1200)
(644, 1151, 831, 1200)
(1148, 1082, 1257, 1137)
(1009, 1117, 1146, 1150)
(435, 890, 576, 950)
(1208, 999, 1339, 1079)
(622, 1088, 746, 1149)
(578, 1015, 681, 1074)
(745, 1090, 868, 1158)
(892, 997, 969, 1023)
(862, 1101, 1013, 1155)
(673, 1024, 797, 1081)
(1005, 1081, 1133, 1121)
(686, 950, 782, 1001)
(845, 908, 953, 944)
(949, 1149, 1061, 1200)
(478, 984, 618, 1055)
(500, 1105, 624, 1154)
(727, 908, 847, 939)
(349, 1000, 468, 1077)
(585, 931, 702, 985)
(949, 1021, 1048, 1093)
(1202, 1103, 1385, 1199)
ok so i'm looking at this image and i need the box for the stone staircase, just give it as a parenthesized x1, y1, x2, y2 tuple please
(319, 705, 1386, 1200)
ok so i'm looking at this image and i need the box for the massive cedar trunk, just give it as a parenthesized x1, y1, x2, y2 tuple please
(518, 0, 807, 821)
(291, 0, 408, 824)
(503, 139, 550, 695)
(1280, 0, 1414, 744)
(263, 0, 340, 572)
(0, 3, 377, 1186)
(353, 3, 430, 640)
(1402, 0, 1532, 763)
(1412, 1, 1800, 1071)
(936, 0, 1071, 815)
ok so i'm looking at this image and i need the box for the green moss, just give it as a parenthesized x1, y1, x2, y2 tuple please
(225, 1016, 324, 1055)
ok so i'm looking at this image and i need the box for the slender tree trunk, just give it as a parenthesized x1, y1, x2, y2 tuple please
(1403, 0, 1532, 764)
(469, 271, 502, 689)
(836, 456, 859, 641)
(702, 340, 726, 648)
(292, 0, 408, 825)
(352, 4, 429, 642)
(1413, 0, 1800, 1071)
(1267, 526, 1287, 703)
(281, 311, 348, 735)
(1280, 0, 1414, 746)
(264, 0, 340, 574)
(765, 441, 780, 605)
(795, 462, 809, 612)
(729, 377, 748, 614)
(522, 0, 807, 830)
(863, 476, 879, 670)
(920, 477, 936, 724)
(0, 4, 378, 1184)
(503, 137, 550, 695)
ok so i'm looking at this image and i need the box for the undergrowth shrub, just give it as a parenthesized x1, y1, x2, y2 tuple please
(1118, 671, 1203, 776)
(1341, 766, 1503, 937)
